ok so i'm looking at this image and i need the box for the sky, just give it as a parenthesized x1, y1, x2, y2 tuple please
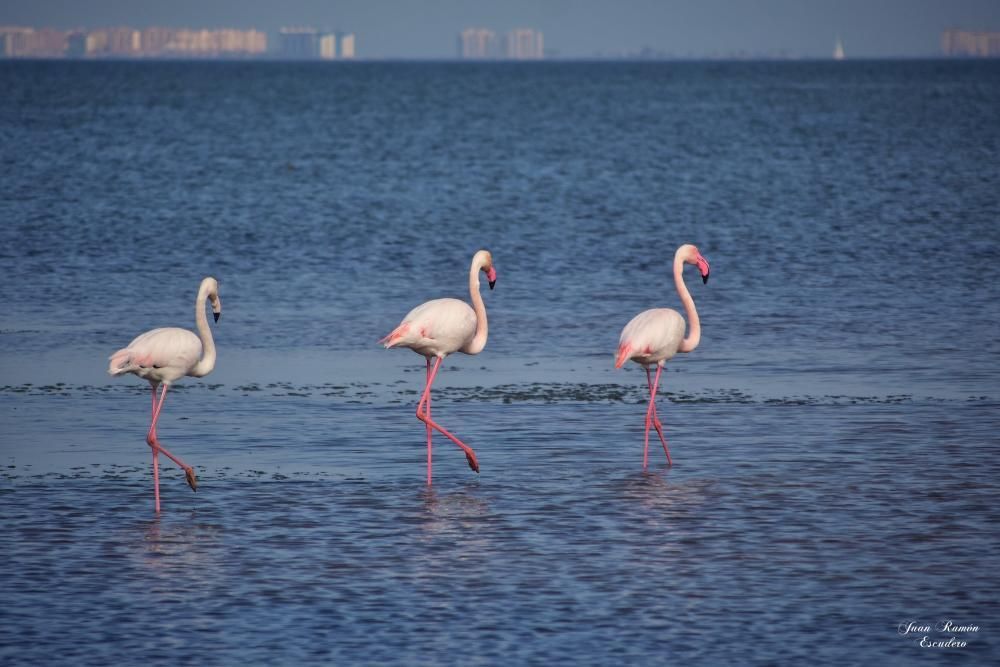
(2, 0, 999, 58)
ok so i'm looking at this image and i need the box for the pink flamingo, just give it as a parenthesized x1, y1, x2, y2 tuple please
(380, 250, 497, 484)
(108, 276, 222, 512)
(615, 244, 710, 468)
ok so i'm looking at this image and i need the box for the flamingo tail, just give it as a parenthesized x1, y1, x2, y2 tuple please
(379, 323, 411, 349)
(108, 348, 133, 376)
(615, 343, 632, 369)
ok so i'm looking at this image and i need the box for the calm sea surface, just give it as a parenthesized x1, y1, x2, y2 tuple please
(1, 60, 999, 665)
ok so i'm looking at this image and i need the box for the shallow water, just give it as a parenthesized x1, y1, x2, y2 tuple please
(2, 60, 1000, 664)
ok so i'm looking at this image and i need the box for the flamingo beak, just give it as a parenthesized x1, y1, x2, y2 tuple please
(486, 266, 497, 290)
(213, 312, 220, 323)
(697, 256, 710, 284)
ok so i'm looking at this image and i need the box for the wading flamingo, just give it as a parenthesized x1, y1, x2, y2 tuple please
(615, 245, 710, 468)
(108, 277, 221, 512)
(380, 250, 497, 485)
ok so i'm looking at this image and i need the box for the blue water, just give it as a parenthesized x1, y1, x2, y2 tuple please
(2, 60, 999, 665)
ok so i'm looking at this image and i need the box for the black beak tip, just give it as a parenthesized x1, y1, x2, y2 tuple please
(213, 312, 220, 323)
(488, 280, 496, 290)
(702, 271, 710, 285)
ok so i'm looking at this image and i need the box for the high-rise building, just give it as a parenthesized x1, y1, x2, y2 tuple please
(66, 31, 86, 57)
(280, 28, 354, 59)
(458, 28, 498, 59)
(319, 33, 336, 59)
(279, 27, 319, 58)
(505, 28, 543, 59)
(339, 33, 355, 58)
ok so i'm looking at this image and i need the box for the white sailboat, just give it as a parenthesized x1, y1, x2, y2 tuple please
(833, 37, 845, 60)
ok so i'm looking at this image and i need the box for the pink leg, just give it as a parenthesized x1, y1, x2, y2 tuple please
(150, 385, 161, 512)
(416, 357, 480, 479)
(642, 366, 665, 469)
(645, 367, 672, 466)
(425, 357, 433, 486)
(152, 448, 161, 512)
(146, 384, 199, 493)
(150, 384, 159, 446)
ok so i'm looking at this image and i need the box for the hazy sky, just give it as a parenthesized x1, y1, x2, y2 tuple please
(3, 0, 999, 58)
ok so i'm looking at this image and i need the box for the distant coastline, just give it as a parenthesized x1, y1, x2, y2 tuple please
(3, 24, 1000, 60)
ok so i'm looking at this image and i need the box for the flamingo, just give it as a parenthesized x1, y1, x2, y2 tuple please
(108, 276, 222, 512)
(615, 244, 710, 468)
(380, 250, 497, 485)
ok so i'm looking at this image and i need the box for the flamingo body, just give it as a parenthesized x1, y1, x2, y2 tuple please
(617, 308, 686, 367)
(109, 327, 204, 385)
(382, 297, 477, 358)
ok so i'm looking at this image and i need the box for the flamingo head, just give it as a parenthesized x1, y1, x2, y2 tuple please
(679, 245, 710, 284)
(476, 249, 497, 290)
(201, 277, 222, 322)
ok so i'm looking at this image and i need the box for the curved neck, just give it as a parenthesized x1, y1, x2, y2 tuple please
(675, 254, 701, 353)
(190, 285, 217, 377)
(463, 259, 489, 355)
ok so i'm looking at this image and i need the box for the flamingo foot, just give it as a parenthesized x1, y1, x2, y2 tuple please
(185, 467, 198, 491)
(465, 451, 480, 473)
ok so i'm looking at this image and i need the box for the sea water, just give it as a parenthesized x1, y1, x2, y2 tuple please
(1, 60, 999, 665)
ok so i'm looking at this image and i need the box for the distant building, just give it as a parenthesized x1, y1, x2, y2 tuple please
(319, 33, 336, 59)
(458, 28, 499, 59)
(279, 27, 319, 58)
(505, 28, 544, 60)
(85, 30, 108, 55)
(79, 27, 140, 56)
(942, 28, 1000, 57)
(339, 32, 355, 59)
(0, 27, 28, 56)
(141, 27, 174, 55)
(457, 27, 543, 60)
(214, 29, 266, 55)
(162, 28, 265, 56)
(280, 27, 354, 59)
(0, 24, 266, 58)
(66, 31, 87, 57)
(0, 26, 68, 57)
(106, 27, 141, 55)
